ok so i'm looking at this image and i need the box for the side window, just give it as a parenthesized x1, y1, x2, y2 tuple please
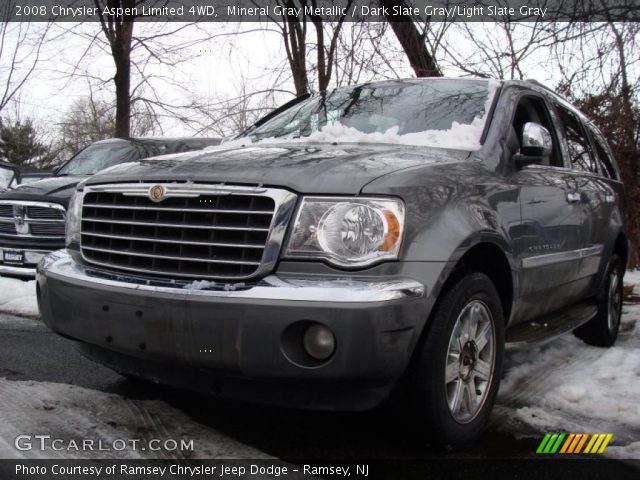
(554, 105, 598, 174)
(589, 128, 619, 180)
(0, 166, 15, 189)
(511, 96, 562, 167)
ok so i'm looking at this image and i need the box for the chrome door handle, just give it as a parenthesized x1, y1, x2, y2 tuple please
(566, 192, 581, 203)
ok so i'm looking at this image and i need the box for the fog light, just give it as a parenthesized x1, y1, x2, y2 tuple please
(303, 324, 336, 361)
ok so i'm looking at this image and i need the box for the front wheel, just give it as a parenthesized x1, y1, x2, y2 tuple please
(574, 254, 623, 347)
(407, 272, 505, 449)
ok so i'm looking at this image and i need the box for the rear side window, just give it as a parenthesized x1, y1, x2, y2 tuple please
(589, 128, 619, 180)
(554, 105, 598, 174)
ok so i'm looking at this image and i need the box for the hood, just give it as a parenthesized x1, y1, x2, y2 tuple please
(0, 175, 85, 206)
(85, 143, 469, 194)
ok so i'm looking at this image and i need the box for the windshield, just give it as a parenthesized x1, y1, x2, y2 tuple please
(247, 80, 496, 149)
(57, 141, 165, 176)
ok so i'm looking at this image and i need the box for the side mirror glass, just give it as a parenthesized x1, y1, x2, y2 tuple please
(521, 122, 552, 157)
(513, 122, 553, 168)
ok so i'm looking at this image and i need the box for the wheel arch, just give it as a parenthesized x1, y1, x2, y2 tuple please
(429, 236, 516, 328)
(450, 241, 515, 324)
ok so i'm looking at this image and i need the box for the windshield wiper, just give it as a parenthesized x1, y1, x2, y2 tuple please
(237, 93, 311, 139)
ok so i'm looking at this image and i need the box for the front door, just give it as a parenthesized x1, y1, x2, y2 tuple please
(507, 94, 586, 323)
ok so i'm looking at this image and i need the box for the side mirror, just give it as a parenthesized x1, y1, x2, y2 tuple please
(513, 122, 553, 168)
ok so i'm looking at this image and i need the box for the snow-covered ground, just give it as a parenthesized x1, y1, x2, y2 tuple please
(0, 276, 38, 318)
(0, 272, 639, 458)
(493, 271, 640, 459)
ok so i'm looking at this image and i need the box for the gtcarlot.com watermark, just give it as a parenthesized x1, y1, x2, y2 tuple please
(15, 434, 194, 453)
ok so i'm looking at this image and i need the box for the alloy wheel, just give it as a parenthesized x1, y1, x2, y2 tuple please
(607, 269, 622, 333)
(444, 300, 496, 424)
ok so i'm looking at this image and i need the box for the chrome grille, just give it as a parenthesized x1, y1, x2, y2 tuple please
(0, 201, 66, 239)
(80, 184, 297, 280)
(0, 224, 16, 235)
(0, 205, 13, 217)
(27, 206, 65, 220)
(30, 223, 66, 236)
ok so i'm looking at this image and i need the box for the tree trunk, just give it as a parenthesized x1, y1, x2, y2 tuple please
(96, 0, 135, 138)
(281, 3, 309, 96)
(381, 0, 441, 77)
(113, 47, 131, 138)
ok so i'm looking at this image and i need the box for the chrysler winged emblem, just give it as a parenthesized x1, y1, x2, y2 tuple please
(148, 185, 166, 203)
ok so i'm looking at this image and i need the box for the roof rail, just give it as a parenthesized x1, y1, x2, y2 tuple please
(525, 78, 553, 92)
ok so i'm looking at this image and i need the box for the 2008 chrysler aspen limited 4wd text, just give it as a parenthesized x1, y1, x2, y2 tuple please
(37, 79, 626, 448)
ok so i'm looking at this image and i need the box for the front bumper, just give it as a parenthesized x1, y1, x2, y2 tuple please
(0, 247, 50, 277)
(37, 250, 427, 410)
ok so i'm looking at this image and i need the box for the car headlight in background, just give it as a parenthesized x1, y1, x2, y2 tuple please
(65, 189, 83, 247)
(285, 197, 405, 267)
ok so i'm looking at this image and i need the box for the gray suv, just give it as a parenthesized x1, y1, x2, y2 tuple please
(37, 79, 626, 448)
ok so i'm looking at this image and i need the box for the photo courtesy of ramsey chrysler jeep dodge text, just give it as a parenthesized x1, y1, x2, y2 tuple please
(37, 79, 626, 448)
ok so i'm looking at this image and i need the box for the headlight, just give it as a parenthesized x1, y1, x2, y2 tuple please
(285, 197, 405, 267)
(65, 190, 83, 247)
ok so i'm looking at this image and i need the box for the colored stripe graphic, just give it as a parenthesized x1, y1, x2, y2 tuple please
(537, 433, 613, 454)
(550, 433, 565, 453)
(574, 433, 588, 453)
(597, 434, 613, 453)
(559, 433, 575, 453)
(584, 434, 599, 453)
(536, 433, 553, 453)
(544, 433, 559, 453)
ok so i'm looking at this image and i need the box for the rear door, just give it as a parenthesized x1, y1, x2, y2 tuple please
(552, 104, 611, 298)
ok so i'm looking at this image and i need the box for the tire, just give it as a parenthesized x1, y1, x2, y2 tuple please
(574, 254, 623, 347)
(406, 272, 505, 449)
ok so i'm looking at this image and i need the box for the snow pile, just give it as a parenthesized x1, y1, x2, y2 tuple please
(221, 80, 499, 150)
(494, 271, 640, 458)
(309, 120, 487, 150)
(226, 116, 486, 151)
(0, 276, 39, 318)
(0, 378, 268, 459)
(183, 279, 217, 290)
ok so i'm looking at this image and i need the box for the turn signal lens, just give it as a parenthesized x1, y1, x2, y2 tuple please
(380, 209, 401, 251)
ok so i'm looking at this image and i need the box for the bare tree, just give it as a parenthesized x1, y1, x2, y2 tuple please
(433, 21, 575, 80)
(0, 2, 51, 114)
(553, 21, 640, 264)
(93, 0, 136, 138)
(258, 0, 355, 94)
(57, 88, 155, 160)
(380, 0, 442, 77)
(50, 2, 213, 138)
(333, 22, 407, 86)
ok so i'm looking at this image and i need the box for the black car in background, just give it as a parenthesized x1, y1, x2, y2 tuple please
(19, 170, 54, 185)
(0, 162, 19, 191)
(0, 137, 220, 277)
